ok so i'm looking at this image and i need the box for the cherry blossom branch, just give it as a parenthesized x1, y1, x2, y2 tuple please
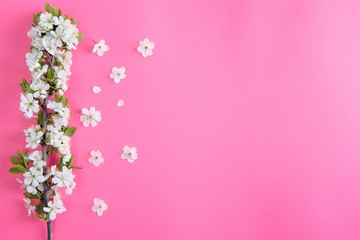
(41, 95, 52, 240)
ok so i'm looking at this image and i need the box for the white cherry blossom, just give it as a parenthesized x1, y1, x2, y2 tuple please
(93, 39, 109, 56)
(121, 145, 138, 163)
(20, 93, 40, 118)
(24, 125, 43, 149)
(43, 196, 66, 221)
(51, 166, 76, 195)
(92, 198, 108, 216)
(89, 150, 104, 167)
(110, 67, 126, 83)
(24, 198, 36, 217)
(117, 99, 124, 107)
(23, 167, 46, 195)
(137, 38, 155, 57)
(80, 107, 102, 127)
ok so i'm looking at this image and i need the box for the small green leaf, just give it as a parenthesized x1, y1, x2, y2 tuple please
(46, 68, 55, 81)
(15, 164, 28, 172)
(24, 192, 39, 200)
(20, 79, 32, 94)
(44, 3, 58, 16)
(9, 167, 23, 174)
(77, 32, 84, 42)
(10, 156, 22, 165)
(64, 127, 76, 137)
(66, 155, 74, 168)
(32, 12, 42, 25)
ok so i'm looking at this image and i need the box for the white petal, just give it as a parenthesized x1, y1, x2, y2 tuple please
(92, 86, 101, 94)
(117, 100, 124, 107)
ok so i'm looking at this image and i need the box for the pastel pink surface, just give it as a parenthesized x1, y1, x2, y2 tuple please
(1, 0, 360, 239)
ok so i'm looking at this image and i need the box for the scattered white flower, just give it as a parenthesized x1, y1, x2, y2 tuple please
(137, 38, 155, 57)
(23, 198, 36, 217)
(88, 150, 104, 167)
(92, 86, 102, 94)
(80, 107, 102, 127)
(117, 99, 124, 107)
(110, 67, 126, 83)
(43, 196, 66, 221)
(121, 145, 138, 163)
(93, 39, 109, 56)
(92, 198, 108, 216)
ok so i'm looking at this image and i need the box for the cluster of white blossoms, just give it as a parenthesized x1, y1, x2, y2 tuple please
(11, 3, 83, 223)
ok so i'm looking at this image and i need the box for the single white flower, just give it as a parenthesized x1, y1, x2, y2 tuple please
(25, 49, 43, 71)
(24, 125, 43, 149)
(80, 107, 102, 127)
(43, 197, 66, 221)
(137, 38, 155, 57)
(117, 99, 124, 107)
(23, 167, 46, 195)
(89, 150, 104, 167)
(92, 198, 108, 216)
(121, 145, 138, 163)
(39, 12, 54, 30)
(52, 166, 76, 195)
(92, 86, 101, 94)
(30, 80, 50, 99)
(20, 93, 40, 118)
(110, 67, 126, 83)
(23, 198, 36, 217)
(93, 40, 109, 56)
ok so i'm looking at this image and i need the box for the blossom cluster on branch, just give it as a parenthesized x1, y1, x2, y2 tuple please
(9, 3, 83, 222)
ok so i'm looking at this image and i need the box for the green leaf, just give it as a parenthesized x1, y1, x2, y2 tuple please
(24, 192, 39, 200)
(46, 68, 55, 81)
(64, 127, 76, 137)
(10, 156, 22, 165)
(77, 32, 84, 42)
(32, 12, 42, 25)
(17, 150, 28, 168)
(15, 164, 28, 173)
(20, 79, 32, 94)
(66, 155, 74, 168)
(9, 167, 23, 174)
(44, 3, 59, 16)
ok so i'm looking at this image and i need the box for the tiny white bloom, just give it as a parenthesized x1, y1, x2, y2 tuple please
(92, 39, 109, 56)
(92, 198, 108, 216)
(88, 150, 104, 167)
(110, 67, 126, 83)
(23, 198, 36, 217)
(117, 99, 124, 107)
(80, 107, 102, 127)
(92, 86, 102, 94)
(137, 38, 155, 57)
(121, 145, 138, 163)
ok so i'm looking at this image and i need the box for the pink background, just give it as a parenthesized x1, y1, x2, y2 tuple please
(1, 0, 360, 239)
